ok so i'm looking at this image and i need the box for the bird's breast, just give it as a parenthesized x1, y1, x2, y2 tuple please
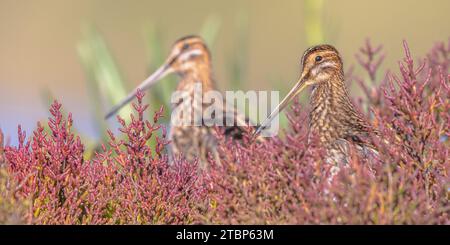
(309, 103, 358, 148)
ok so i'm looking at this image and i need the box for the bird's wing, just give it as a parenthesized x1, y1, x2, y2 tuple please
(205, 99, 263, 141)
(344, 130, 379, 156)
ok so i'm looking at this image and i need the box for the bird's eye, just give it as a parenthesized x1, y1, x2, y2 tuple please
(182, 43, 190, 50)
(315, 56, 323, 62)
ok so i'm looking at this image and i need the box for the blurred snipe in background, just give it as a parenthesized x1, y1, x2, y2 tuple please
(106, 36, 252, 169)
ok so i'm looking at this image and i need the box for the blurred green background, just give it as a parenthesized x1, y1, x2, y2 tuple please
(0, 0, 449, 147)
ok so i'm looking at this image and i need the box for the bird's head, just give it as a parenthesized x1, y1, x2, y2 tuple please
(143, 36, 211, 82)
(299, 44, 344, 85)
(165, 35, 211, 75)
(105, 35, 211, 119)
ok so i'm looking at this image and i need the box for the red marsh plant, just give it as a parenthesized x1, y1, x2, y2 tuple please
(3, 90, 206, 224)
(0, 129, 30, 224)
(2, 40, 449, 224)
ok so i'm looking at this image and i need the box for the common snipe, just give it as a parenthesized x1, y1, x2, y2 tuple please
(254, 44, 378, 164)
(106, 36, 251, 169)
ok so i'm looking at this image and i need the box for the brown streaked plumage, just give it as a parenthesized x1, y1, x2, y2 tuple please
(254, 44, 378, 164)
(106, 36, 252, 169)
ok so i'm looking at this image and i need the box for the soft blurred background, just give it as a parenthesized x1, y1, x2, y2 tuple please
(1, 0, 449, 147)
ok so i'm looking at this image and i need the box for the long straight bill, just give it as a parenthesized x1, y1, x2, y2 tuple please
(105, 64, 172, 119)
(252, 77, 308, 139)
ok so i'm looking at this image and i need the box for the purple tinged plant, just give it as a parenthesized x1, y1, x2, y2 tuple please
(4, 90, 206, 224)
